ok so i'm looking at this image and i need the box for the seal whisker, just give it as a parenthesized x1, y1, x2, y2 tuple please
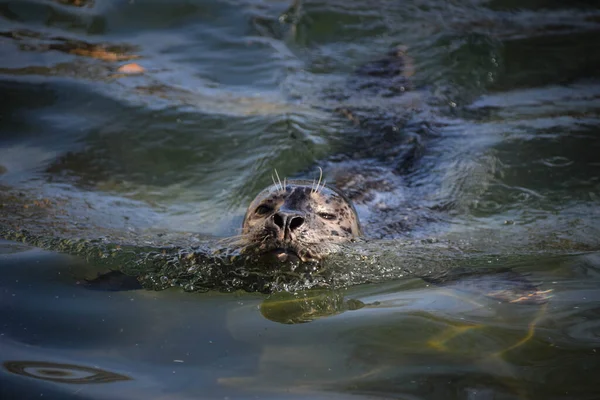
(218, 234, 252, 247)
(274, 168, 283, 191)
(316, 166, 323, 191)
(312, 166, 324, 194)
(219, 233, 251, 241)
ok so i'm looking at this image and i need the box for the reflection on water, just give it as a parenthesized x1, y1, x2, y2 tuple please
(259, 289, 366, 324)
(4, 360, 131, 384)
(1, 242, 600, 399)
(1, 0, 600, 398)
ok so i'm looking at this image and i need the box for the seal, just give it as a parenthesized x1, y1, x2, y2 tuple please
(237, 176, 551, 306)
(240, 179, 361, 263)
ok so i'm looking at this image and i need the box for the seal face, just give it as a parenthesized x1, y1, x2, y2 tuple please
(241, 180, 361, 262)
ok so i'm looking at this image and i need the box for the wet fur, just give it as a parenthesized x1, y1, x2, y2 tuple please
(239, 180, 361, 262)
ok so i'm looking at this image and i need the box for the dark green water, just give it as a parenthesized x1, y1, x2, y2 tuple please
(1, 0, 600, 399)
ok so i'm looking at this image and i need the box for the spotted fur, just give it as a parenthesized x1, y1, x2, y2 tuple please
(240, 180, 361, 262)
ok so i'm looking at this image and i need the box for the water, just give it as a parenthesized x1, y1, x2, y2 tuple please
(1, 0, 600, 398)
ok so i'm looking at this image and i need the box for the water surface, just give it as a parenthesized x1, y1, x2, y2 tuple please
(1, 0, 600, 399)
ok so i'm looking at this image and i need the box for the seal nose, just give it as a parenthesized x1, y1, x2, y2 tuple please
(273, 211, 305, 238)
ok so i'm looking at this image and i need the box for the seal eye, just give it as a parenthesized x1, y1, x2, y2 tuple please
(255, 205, 272, 215)
(318, 212, 336, 220)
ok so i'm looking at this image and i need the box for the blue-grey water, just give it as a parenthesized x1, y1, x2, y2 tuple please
(1, 0, 600, 399)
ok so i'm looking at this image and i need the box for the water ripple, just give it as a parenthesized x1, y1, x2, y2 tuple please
(540, 156, 574, 168)
(3, 360, 131, 384)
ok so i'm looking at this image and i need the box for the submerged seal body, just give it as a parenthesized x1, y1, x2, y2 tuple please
(239, 179, 550, 305)
(241, 180, 361, 262)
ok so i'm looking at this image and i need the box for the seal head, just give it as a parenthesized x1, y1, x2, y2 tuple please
(241, 180, 361, 262)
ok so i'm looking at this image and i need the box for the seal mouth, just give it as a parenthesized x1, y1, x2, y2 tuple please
(265, 246, 317, 263)
(270, 248, 301, 263)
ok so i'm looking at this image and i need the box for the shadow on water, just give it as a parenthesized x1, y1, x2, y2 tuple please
(1, 0, 600, 399)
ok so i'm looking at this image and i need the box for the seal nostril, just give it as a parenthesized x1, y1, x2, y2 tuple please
(289, 216, 304, 231)
(273, 213, 284, 230)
